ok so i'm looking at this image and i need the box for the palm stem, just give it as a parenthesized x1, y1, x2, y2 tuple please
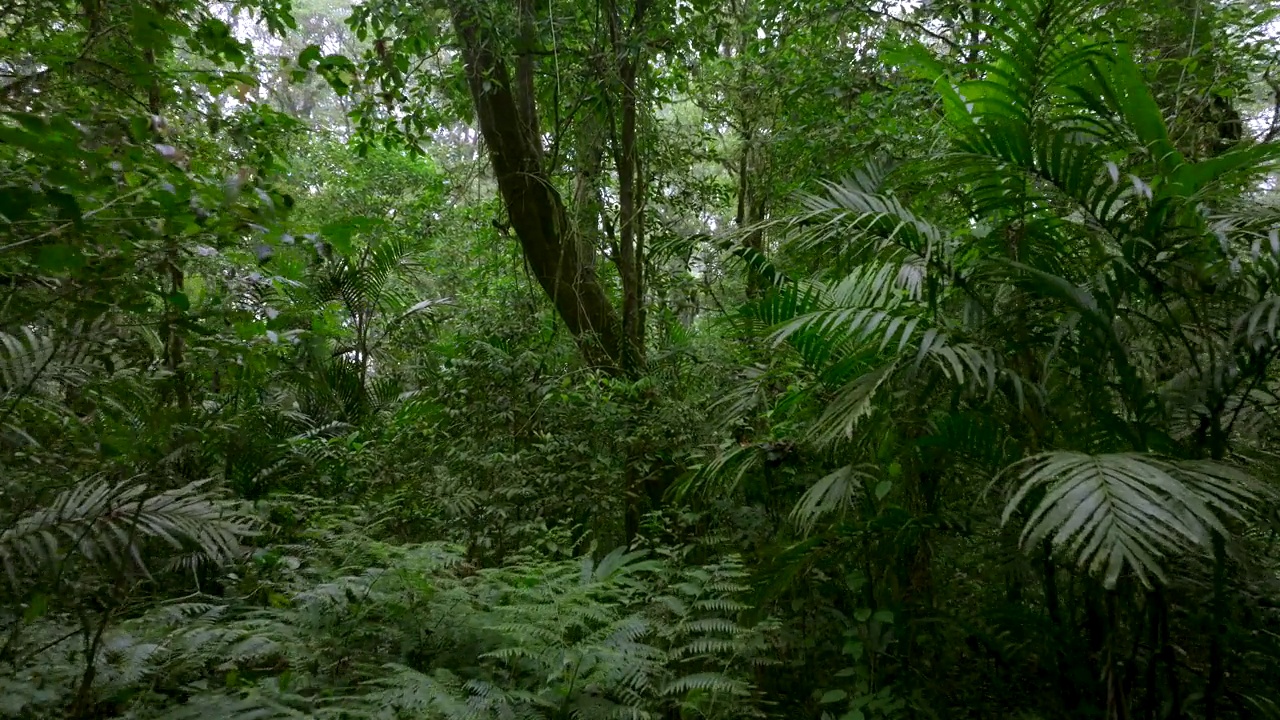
(1205, 532, 1226, 720)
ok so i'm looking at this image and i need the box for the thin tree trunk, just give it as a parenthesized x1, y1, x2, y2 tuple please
(147, 30, 188, 410)
(1042, 540, 1077, 711)
(1161, 586, 1181, 719)
(616, 59, 642, 371)
(606, 0, 649, 374)
(1206, 412, 1228, 720)
(1206, 533, 1226, 720)
(731, 1, 768, 298)
(72, 608, 110, 718)
(603, 0, 651, 544)
(571, 113, 605, 270)
(737, 131, 769, 297)
(1144, 592, 1159, 720)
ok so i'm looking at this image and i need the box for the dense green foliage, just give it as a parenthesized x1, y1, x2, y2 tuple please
(2, 0, 1280, 717)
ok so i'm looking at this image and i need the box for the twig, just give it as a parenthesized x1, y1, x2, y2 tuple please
(0, 183, 155, 254)
(864, 6, 960, 52)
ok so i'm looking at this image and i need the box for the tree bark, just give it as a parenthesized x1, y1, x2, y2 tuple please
(605, 0, 650, 374)
(730, 5, 768, 298)
(514, 0, 543, 163)
(449, 0, 623, 369)
(572, 111, 606, 275)
(736, 130, 768, 297)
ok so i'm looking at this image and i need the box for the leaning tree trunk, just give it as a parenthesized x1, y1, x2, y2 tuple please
(449, 0, 623, 370)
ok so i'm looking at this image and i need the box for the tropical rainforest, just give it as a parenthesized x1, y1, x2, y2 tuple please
(2, 0, 1280, 717)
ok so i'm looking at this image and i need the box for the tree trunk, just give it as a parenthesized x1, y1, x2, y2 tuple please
(572, 113, 606, 271)
(602, 0, 651, 544)
(730, 5, 768, 298)
(736, 129, 768, 298)
(449, 0, 623, 369)
(606, 0, 649, 374)
(514, 0, 543, 163)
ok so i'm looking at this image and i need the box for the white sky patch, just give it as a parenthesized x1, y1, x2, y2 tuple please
(1246, 18, 1279, 141)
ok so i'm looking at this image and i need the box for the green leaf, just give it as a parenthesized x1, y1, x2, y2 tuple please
(45, 190, 82, 225)
(882, 42, 946, 81)
(821, 689, 848, 704)
(9, 112, 46, 133)
(1108, 45, 1183, 175)
(36, 244, 84, 272)
(843, 640, 864, 660)
(23, 594, 48, 622)
(874, 480, 892, 500)
(298, 44, 322, 68)
(321, 216, 382, 256)
(1169, 142, 1280, 199)
(0, 185, 36, 221)
(129, 116, 152, 141)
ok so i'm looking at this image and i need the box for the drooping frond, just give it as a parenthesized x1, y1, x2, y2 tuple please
(1000, 452, 1260, 588)
(807, 360, 898, 446)
(0, 478, 253, 587)
(675, 441, 764, 500)
(0, 321, 104, 394)
(1235, 294, 1280, 350)
(792, 176, 949, 269)
(790, 464, 875, 533)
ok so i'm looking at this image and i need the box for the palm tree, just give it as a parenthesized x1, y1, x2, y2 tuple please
(699, 0, 1280, 714)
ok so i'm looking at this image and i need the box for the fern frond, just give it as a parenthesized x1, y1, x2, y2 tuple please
(661, 671, 749, 696)
(155, 690, 312, 719)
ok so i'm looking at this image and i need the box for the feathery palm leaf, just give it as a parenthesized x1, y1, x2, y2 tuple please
(1000, 452, 1259, 588)
(0, 321, 105, 395)
(0, 478, 253, 587)
(790, 464, 875, 534)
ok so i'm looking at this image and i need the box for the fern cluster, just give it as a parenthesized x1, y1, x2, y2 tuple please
(1, 488, 774, 719)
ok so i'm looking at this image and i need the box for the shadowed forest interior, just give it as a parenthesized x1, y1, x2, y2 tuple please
(3, 0, 1280, 717)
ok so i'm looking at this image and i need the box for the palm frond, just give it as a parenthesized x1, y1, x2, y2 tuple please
(313, 235, 417, 317)
(807, 361, 897, 446)
(791, 177, 950, 276)
(0, 478, 253, 587)
(0, 321, 103, 394)
(790, 464, 875, 533)
(999, 452, 1260, 588)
